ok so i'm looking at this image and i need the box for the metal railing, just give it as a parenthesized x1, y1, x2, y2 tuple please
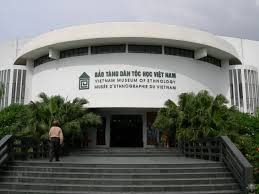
(0, 135, 50, 166)
(178, 136, 254, 192)
(0, 134, 71, 167)
(0, 135, 12, 166)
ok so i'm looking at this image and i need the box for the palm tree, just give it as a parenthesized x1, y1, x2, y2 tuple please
(29, 92, 101, 147)
(156, 90, 234, 142)
(153, 99, 182, 146)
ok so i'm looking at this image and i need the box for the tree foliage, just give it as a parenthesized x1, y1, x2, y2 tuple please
(0, 93, 102, 148)
(155, 90, 233, 141)
(0, 104, 31, 138)
(28, 93, 102, 147)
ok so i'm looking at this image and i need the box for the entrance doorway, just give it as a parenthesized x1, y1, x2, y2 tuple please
(110, 115, 143, 147)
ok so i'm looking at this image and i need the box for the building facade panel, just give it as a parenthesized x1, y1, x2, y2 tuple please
(31, 53, 228, 108)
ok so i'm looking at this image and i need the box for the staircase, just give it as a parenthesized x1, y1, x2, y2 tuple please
(70, 148, 184, 157)
(0, 148, 242, 194)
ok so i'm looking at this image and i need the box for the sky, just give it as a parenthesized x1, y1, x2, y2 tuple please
(0, 0, 259, 41)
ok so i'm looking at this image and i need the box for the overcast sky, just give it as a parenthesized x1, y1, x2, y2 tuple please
(0, 0, 259, 41)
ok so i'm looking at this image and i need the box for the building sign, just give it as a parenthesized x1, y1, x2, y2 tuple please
(93, 69, 176, 90)
(79, 72, 90, 90)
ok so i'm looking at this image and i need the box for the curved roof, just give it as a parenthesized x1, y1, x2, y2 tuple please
(14, 22, 241, 65)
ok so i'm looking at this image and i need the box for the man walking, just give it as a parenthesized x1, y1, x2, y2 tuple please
(49, 120, 64, 162)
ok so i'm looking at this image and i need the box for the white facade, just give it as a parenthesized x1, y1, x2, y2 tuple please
(1, 22, 259, 147)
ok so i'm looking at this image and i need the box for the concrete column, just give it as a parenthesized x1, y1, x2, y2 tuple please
(106, 115, 111, 147)
(125, 44, 128, 53)
(194, 48, 207, 59)
(26, 59, 33, 67)
(24, 59, 34, 104)
(221, 59, 229, 69)
(49, 48, 60, 59)
(142, 112, 147, 148)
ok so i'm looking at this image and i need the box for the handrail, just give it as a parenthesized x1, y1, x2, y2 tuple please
(0, 135, 68, 164)
(220, 136, 253, 190)
(0, 135, 13, 166)
(178, 136, 254, 192)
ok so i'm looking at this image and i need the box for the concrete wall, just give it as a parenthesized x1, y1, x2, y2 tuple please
(221, 36, 259, 68)
(0, 40, 17, 69)
(31, 53, 228, 108)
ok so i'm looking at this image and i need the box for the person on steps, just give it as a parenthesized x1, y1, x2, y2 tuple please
(49, 120, 64, 162)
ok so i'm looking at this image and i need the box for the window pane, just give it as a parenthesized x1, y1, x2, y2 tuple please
(165, 46, 194, 58)
(16, 70, 22, 103)
(11, 69, 17, 103)
(60, 47, 88, 58)
(21, 70, 26, 104)
(199, 55, 221, 67)
(233, 69, 239, 106)
(128, 45, 162, 54)
(238, 69, 243, 108)
(5, 69, 10, 107)
(229, 70, 234, 106)
(91, 45, 126, 54)
(34, 55, 54, 67)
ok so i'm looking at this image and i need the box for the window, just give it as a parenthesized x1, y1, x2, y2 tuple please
(243, 69, 259, 114)
(34, 55, 54, 67)
(199, 55, 221, 67)
(16, 70, 22, 103)
(5, 69, 10, 107)
(91, 45, 126, 54)
(0, 70, 6, 108)
(229, 59, 239, 65)
(252, 71, 257, 112)
(128, 45, 162, 54)
(244, 69, 249, 111)
(11, 69, 17, 103)
(229, 70, 234, 106)
(238, 69, 243, 108)
(164, 47, 194, 58)
(21, 70, 26, 104)
(233, 69, 239, 106)
(60, 47, 88, 58)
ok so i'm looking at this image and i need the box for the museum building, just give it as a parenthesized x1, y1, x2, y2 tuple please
(0, 22, 259, 148)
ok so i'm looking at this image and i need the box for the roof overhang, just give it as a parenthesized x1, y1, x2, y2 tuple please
(14, 22, 242, 65)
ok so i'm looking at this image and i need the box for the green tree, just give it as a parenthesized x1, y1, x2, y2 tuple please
(176, 91, 230, 140)
(153, 100, 182, 145)
(29, 93, 102, 147)
(156, 90, 238, 141)
(0, 104, 31, 138)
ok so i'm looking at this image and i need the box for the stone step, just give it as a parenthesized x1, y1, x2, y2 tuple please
(0, 150, 241, 193)
(0, 171, 233, 179)
(8, 161, 225, 168)
(0, 182, 240, 192)
(0, 189, 243, 194)
(0, 176, 236, 185)
(76, 148, 179, 152)
(3, 166, 228, 173)
(70, 153, 183, 157)
(70, 148, 184, 157)
(0, 171, 235, 179)
(70, 153, 184, 157)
